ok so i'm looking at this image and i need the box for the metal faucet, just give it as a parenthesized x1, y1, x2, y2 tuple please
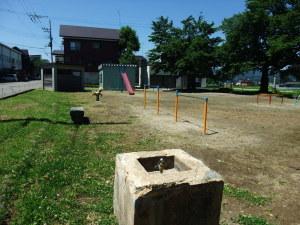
(157, 158, 165, 173)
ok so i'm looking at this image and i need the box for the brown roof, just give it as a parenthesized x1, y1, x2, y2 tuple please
(60, 25, 120, 40)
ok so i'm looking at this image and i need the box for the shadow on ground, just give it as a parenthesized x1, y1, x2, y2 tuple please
(0, 117, 131, 126)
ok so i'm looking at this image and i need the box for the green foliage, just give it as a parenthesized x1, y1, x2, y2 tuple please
(224, 184, 270, 206)
(235, 215, 273, 225)
(119, 26, 140, 64)
(148, 15, 221, 87)
(220, 0, 300, 92)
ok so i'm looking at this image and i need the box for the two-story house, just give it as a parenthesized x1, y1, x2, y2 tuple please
(57, 25, 120, 84)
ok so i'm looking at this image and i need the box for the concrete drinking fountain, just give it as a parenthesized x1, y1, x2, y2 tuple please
(113, 149, 224, 225)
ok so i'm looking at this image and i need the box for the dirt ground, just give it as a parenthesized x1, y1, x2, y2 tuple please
(83, 89, 300, 225)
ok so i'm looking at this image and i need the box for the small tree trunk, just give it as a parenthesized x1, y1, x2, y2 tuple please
(188, 74, 196, 90)
(260, 65, 269, 93)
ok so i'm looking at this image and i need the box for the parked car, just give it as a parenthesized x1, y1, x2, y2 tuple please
(0, 74, 18, 83)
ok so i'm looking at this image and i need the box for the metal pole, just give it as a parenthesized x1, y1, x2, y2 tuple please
(144, 85, 147, 109)
(157, 85, 160, 115)
(203, 97, 208, 135)
(175, 90, 179, 122)
(49, 19, 53, 64)
(41, 68, 44, 90)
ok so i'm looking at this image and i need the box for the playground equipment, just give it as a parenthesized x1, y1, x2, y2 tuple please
(178, 93, 209, 135)
(144, 85, 147, 109)
(143, 88, 209, 135)
(92, 88, 103, 101)
(174, 90, 179, 122)
(295, 94, 300, 105)
(157, 86, 160, 115)
(144, 85, 160, 114)
(256, 93, 284, 105)
(121, 72, 135, 95)
(202, 97, 208, 135)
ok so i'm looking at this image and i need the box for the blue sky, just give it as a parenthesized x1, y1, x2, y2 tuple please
(0, 0, 245, 60)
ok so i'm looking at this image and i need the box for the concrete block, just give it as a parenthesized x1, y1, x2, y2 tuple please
(113, 149, 224, 225)
(70, 107, 84, 124)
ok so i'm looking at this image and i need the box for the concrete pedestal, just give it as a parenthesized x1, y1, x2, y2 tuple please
(70, 107, 84, 124)
(113, 149, 224, 225)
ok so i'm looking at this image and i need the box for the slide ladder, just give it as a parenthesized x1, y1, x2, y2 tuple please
(121, 72, 135, 95)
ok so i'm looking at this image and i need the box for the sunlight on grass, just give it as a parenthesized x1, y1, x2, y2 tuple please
(224, 184, 270, 206)
(235, 215, 273, 225)
(0, 90, 119, 224)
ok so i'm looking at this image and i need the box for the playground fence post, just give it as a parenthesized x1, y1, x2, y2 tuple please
(157, 86, 160, 114)
(175, 90, 179, 122)
(144, 85, 147, 109)
(202, 97, 208, 135)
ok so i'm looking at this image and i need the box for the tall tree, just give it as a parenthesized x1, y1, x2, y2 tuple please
(119, 26, 140, 64)
(221, 0, 300, 92)
(148, 16, 175, 73)
(149, 16, 221, 88)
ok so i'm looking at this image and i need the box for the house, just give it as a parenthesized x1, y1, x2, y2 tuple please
(0, 42, 22, 75)
(52, 50, 64, 64)
(58, 25, 120, 84)
(13, 47, 32, 80)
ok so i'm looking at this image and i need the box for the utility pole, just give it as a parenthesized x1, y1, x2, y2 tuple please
(49, 20, 53, 63)
(28, 13, 53, 63)
(42, 19, 53, 63)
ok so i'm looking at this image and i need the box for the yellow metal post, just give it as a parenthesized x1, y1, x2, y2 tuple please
(144, 85, 147, 109)
(175, 91, 179, 122)
(203, 97, 208, 135)
(157, 86, 160, 114)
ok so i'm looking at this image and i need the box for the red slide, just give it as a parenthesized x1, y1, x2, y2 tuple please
(121, 72, 135, 95)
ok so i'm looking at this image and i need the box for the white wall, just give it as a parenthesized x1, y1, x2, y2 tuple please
(0, 81, 42, 99)
(0, 44, 22, 71)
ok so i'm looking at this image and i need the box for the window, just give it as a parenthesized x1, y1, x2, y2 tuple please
(92, 41, 101, 49)
(70, 41, 80, 51)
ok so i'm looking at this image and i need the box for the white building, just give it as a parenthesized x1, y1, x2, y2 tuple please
(0, 43, 22, 71)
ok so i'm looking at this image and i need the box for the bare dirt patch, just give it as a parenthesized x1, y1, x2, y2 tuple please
(77, 90, 300, 225)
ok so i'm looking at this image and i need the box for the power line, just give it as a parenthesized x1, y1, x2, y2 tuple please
(0, 25, 47, 39)
(1, 2, 41, 39)
(1, 41, 47, 50)
(2, 1, 54, 62)
(0, 7, 152, 29)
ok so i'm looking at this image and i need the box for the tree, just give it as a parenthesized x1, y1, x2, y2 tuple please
(119, 26, 140, 64)
(221, 0, 300, 92)
(148, 15, 221, 89)
(148, 16, 177, 74)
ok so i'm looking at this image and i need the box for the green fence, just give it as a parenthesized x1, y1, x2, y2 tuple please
(99, 64, 137, 90)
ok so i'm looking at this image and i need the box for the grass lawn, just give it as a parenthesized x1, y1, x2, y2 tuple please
(0, 91, 122, 224)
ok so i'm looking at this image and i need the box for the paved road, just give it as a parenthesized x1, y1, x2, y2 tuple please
(0, 80, 43, 99)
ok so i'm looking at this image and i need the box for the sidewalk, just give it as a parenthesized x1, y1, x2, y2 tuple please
(0, 81, 43, 99)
